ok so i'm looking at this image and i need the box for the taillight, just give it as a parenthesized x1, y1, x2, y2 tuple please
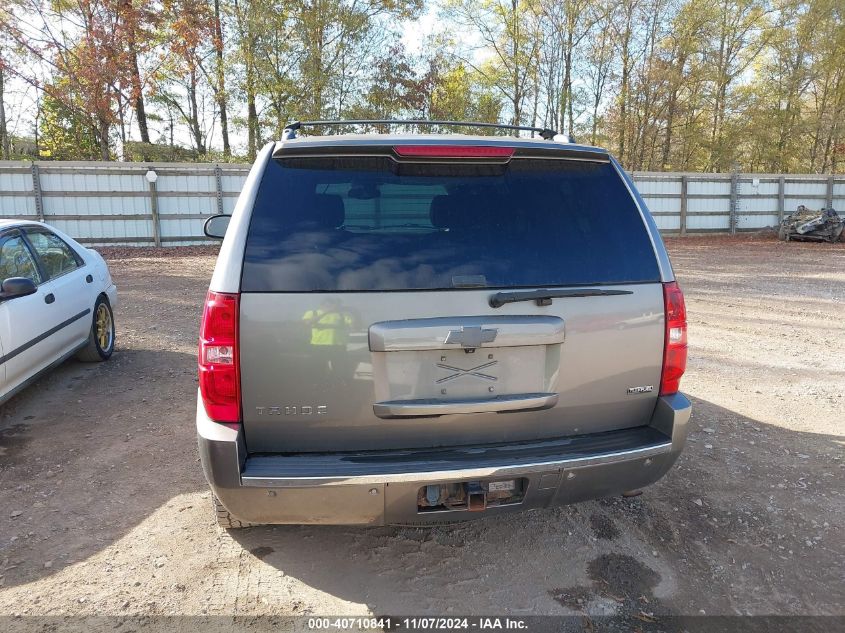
(660, 281, 687, 396)
(198, 291, 240, 422)
(393, 145, 514, 158)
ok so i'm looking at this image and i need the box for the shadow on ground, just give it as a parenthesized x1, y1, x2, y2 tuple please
(225, 396, 843, 617)
(0, 349, 204, 587)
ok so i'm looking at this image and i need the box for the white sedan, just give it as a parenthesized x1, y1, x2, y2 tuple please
(0, 220, 117, 404)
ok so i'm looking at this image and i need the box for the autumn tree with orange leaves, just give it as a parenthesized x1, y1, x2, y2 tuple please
(0, 0, 161, 159)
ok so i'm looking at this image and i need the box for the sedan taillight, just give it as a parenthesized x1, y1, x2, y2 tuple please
(660, 281, 687, 396)
(198, 291, 240, 422)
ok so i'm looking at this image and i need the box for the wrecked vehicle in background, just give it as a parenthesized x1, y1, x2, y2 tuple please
(778, 205, 844, 243)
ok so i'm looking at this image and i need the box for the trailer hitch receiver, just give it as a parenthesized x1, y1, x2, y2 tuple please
(466, 481, 487, 511)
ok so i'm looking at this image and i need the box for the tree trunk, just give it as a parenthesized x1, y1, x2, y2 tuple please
(709, 3, 728, 172)
(188, 67, 206, 154)
(511, 0, 521, 126)
(246, 58, 257, 159)
(590, 23, 611, 147)
(618, 44, 630, 160)
(0, 58, 9, 159)
(530, 63, 539, 131)
(635, 8, 659, 171)
(617, 1, 635, 163)
(121, 0, 150, 146)
(561, 48, 570, 133)
(661, 52, 686, 170)
(34, 99, 40, 155)
(117, 88, 127, 150)
(98, 119, 110, 161)
(809, 76, 829, 172)
(310, 8, 326, 120)
(565, 16, 574, 134)
(214, 0, 231, 156)
(131, 51, 150, 144)
(661, 95, 675, 169)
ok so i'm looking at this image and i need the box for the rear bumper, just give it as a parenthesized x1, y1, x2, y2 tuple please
(197, 392, 691, 526)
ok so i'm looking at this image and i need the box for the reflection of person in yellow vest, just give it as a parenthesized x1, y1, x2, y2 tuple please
(303, 300, 355, 383)
(303, 300, 354, 347)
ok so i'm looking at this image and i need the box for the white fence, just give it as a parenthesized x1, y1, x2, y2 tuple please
(633, 171, 843, 234)
(0, 161, 842, 245)
(0, 161, 249, 245)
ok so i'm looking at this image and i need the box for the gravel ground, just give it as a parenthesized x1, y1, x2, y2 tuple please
(0, 236, 842, 620)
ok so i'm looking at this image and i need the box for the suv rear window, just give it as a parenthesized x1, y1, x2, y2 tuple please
(241, 155, 659, 292)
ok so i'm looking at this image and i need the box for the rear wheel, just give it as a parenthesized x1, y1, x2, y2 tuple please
(76, 295, 115, 362)
(212, 493, 254, 529)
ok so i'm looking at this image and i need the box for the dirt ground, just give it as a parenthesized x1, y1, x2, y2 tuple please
(0, 235, 842, 620)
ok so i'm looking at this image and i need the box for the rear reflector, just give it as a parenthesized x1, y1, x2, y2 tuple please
(660, 281, 688, 396)
(393, 145, 514, 158)
(198, 291, 241, 422)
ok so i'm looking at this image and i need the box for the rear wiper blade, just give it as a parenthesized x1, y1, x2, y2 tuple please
(489, 288, 634, 308)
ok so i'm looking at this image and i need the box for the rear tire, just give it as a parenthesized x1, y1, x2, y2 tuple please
(212, 493, 254, 529)
(76, 295, 115, 362)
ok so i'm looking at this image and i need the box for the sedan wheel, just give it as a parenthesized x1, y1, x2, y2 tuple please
(76, 296, 115, 362)
(96, 302, 113, 351)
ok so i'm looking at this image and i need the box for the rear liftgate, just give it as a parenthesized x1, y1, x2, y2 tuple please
(369, 315, 564, 418)
(370, 314, 564, 515)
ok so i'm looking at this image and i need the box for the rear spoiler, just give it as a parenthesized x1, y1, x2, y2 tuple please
(272, 141, 610, 163)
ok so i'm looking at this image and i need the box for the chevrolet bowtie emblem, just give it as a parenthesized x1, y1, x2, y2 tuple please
(444, 326, 498, 348)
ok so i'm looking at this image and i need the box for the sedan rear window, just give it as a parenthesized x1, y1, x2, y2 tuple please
(241, 155, 660, 292)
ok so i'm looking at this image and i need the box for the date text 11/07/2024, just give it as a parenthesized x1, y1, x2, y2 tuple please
(307, 618, 529, 630)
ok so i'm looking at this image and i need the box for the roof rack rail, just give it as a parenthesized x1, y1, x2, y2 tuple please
(281, 119, 559, 141)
